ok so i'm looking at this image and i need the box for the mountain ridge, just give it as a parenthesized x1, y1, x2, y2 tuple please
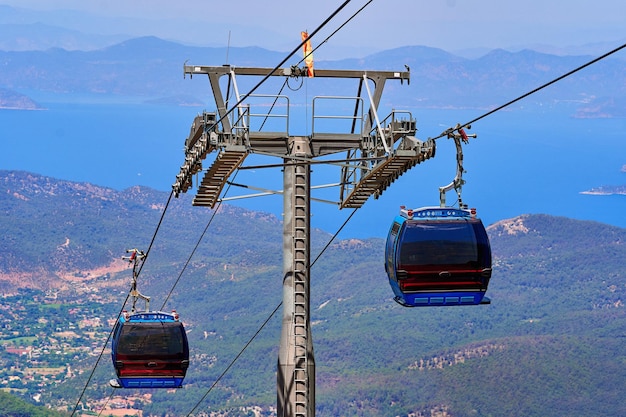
(1, 4, 624, 58)
(1, 36, 625, 115)
(0, 170, 286, 292)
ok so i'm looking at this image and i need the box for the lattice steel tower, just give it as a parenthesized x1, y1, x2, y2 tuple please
(173, 64, 435, 417)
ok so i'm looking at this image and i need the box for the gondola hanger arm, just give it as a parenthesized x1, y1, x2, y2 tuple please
(123, 248, 151, 312)
(439, 124, 477, 208)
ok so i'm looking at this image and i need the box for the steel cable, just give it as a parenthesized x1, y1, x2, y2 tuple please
(183, 209, 358, 416)
(434, 41, 626, 140)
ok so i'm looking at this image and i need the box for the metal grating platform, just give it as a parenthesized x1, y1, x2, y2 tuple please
(192, 146, 248, 207)
(340, 147, 435, 209)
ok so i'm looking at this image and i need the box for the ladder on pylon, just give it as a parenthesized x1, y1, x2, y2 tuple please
(292, 162, 309, 417)
(192, 146, 247, 207)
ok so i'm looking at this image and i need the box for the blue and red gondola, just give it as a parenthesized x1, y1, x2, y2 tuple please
(385, 206, 492, 307)
(111, 310, 189, 389)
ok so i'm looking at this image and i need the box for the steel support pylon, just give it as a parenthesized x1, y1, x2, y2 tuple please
(174, 64, 417, 416)
(278, 136, 315, 417)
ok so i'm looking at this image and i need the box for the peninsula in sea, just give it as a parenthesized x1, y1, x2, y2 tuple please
(0, 88, 43, 110)
(580, 165, 626, 195)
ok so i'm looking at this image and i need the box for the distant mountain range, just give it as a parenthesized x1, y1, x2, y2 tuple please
(2, 4, 625, 58)
(0, 34, 625, 116)
(0, 170, 625, 416)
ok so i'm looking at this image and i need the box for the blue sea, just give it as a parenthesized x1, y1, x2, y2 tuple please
(2, 94, 626, 239)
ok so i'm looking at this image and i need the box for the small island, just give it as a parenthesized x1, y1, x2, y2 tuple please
(0, 88, 44, 110)
(580, 185, 626, 196)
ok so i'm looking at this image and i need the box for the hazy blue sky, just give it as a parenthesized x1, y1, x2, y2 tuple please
(2, 0, 625, 56)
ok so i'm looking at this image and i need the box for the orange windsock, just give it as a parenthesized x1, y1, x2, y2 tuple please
(301, 31, 314, 77)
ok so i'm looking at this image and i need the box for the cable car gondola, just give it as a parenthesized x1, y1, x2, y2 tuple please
(385, 206, 492, 307)
(110, 310, 189, 389)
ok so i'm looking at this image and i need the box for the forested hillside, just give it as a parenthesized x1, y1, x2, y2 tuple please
(0, 170, 624, 416)
(0, 390, 66, 417)
(0, 170, 292, 292)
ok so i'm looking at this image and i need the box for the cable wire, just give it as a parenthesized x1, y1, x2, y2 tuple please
(137, 190, 175, 276)
(202, 0, 354, 136)
(184, 301, 282, 417)
(184, 208, 358, 416)
(96, 394, 113, 417)
(69, 292, 130, 417)
(311, 209, 358, 266)
(434, 41, 626, 139)
(297, 0, 373, 69)
(160, 171, 238, 310)
(158, 206, 219, 310)
(260, 0, 374, 128)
